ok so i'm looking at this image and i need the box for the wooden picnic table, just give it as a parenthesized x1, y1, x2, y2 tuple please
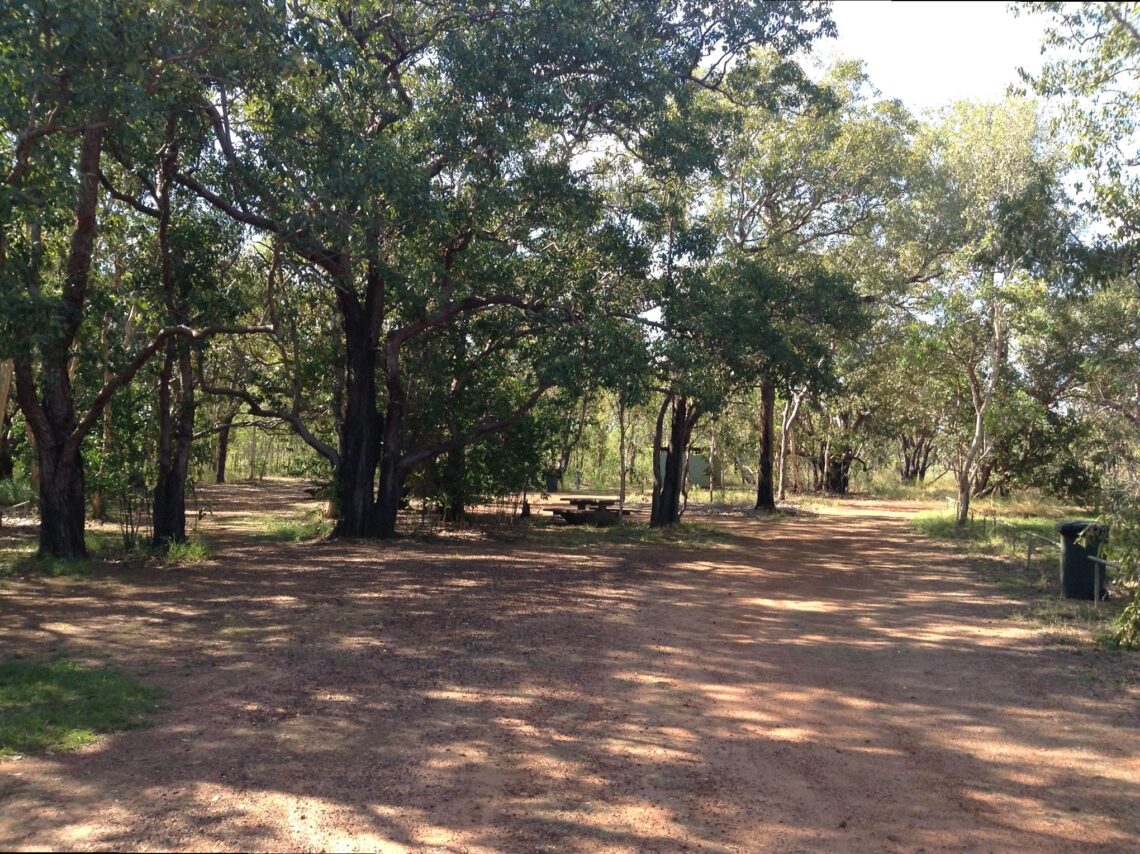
(548, 497, 630, 526)
(560, 497, 618, 510)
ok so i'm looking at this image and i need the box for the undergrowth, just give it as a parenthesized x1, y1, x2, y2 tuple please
(251, 512, 332, 543)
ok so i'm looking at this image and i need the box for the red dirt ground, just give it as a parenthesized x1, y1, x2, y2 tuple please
(1, 481, 1138, 852)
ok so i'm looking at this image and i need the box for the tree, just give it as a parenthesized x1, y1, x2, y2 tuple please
(707, 56, 911, 509)
(646, 252, 860, 525)
(177, 0, 835, 539)
(1, 2, 175, 556)
(906, 100, 1073, 524)
(1024, 2, 1140, 247)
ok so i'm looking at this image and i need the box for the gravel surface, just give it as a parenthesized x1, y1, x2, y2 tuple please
(1, 482, 1137, 852)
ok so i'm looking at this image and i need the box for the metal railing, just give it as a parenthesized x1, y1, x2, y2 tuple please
(979, 510, 1122, 608)
(1089, 555, 1124, 608)
(0, 500, 30, 529)
(980, 513, 1062, 572)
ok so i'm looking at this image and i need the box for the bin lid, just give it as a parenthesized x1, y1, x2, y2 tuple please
(1055, 519, 1108, 536)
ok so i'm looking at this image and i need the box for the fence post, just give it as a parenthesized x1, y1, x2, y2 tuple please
(1026, 537, 1034, 571)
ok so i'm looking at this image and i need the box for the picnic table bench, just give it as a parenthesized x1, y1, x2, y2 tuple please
(548, 497, 632, 526)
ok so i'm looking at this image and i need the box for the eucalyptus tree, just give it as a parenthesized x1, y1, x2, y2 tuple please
(707, 56, 911, 509)
(175, 0, 835, 538)
(903, 100, 1074, 524)
(0, 0, 268, 556)
(645, 250, 859, 525)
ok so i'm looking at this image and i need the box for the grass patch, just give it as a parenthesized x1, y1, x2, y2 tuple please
(913, 509, 1062, 559)
(163, 538, 211, 565)
(525, 517, 739, 548)
(0, 537, 91, 579)
(250, 511, 332, 543)
(1, 527, 213, 577)
(0, 478, 35, 508)
(0, 533, 38, 576)
(0, 658, 164, 757)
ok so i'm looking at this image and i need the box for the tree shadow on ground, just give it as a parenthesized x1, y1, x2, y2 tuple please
(1, 481, 1137, 851)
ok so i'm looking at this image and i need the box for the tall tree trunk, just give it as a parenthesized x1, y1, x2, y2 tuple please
(0, 361, 13, 480)
(215, 410, 236, 484)
(776, 390, 804, 501)
(618, 397, 627, 519)
(956, 470, 972, 527)
(246, 427, 257, 480)
(442, 445, 465, 523)
(371, 333, 407, 539)
(788, 428, 801, 493)
(651, 396, 697, 527)
(374, 389, 403, 539)
(956, 285, 1006, 527)
(897, 433, 934, 484)
(755, 378, 776, 512)
(333, 288, 383, 538)
(649, 393, 671, 524)
(0, 408, 12, 481)
(151, 129, 196, 548)
(16, 360, 89, 558)
(37, 447, 86, 558)
(917, 440, 934, 483)
(13, 126, 104, 558)
(90, 323, 111, 521)
(152, 341, 195, 546)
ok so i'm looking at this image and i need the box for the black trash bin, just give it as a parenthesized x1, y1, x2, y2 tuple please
(1055, 520, 1109, 600)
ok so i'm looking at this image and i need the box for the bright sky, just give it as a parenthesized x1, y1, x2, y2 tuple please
(817, 1, 1049, 113)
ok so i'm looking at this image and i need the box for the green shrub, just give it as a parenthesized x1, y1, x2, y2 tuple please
(1101, 486, 1140, 648)
(164, 539, 211, 565)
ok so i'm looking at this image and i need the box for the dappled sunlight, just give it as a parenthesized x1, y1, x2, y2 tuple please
(2, 482, 1137, 851)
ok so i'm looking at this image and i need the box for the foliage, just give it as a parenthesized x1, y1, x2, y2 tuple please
(0, 658, 162, 756)
(1023, 2, 1140, 240)
(1101, 482, 1140, 647)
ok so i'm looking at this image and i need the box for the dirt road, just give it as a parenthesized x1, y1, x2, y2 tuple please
(2, 483, 1137, 851)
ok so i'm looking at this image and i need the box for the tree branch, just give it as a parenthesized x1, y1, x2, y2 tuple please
(400, 382, 553, 472)
(198, 382, 340, 468)
(64, 324, 273, 460)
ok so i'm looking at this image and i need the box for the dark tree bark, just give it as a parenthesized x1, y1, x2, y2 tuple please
(215, 409, 236, 484)
(36, 447, 87, 557)
(442, 445, 466, 523)
(824, 453, 853, 494)
(755, 378, 777, 512)
(12, 126, 105, 558)
(0, 407, 13, 480)
(152, 342, 195, 545)
(971, 457, 995, 498)
(332, 281, 383, 539)
(151, 124, 197, 548)
(373, 355, 406, 538)
(898, 433, 935, 484)
(651, 395, 699, 527)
